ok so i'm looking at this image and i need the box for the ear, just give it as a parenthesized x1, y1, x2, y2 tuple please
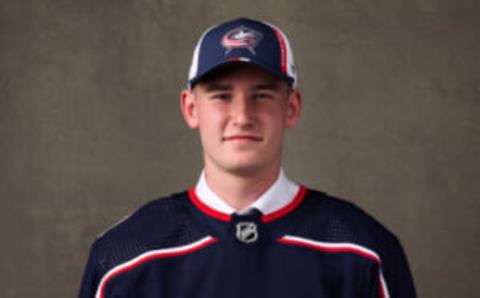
(285, 88, 302, 128)
(180, 89, 199, 129)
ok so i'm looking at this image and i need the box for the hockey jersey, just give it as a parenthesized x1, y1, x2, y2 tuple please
(79, 187, 416, 298)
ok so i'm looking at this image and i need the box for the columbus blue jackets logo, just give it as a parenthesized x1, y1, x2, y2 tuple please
(221, 26, 263, 55)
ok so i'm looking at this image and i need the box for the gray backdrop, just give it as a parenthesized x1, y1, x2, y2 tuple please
(1, 0, 479, 297)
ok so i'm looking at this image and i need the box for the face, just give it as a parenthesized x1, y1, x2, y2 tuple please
(181, 64, 302, 177)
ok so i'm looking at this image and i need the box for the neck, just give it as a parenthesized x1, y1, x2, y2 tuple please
(203, 163, 281, 211)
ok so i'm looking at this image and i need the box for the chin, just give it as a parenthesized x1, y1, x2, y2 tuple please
(223, 159, 270, 177)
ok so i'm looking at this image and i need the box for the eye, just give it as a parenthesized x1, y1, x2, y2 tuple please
(253, 92, 274, 100)
(210, 93, 232, 101)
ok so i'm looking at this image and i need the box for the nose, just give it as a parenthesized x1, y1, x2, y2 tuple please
(232, 93, 255, 127)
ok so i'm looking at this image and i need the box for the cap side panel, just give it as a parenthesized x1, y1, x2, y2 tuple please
(188, 28, 212, 86)
(271, 27, 287, 75)
(263, 21, 297, 85)
(188, 42, 201, 82)
(282, 31, 296, 84)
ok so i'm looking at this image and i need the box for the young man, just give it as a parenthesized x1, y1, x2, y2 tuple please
(79, 18, 416, 298)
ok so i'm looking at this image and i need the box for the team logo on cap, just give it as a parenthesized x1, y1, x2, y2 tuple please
(222, 26, 263, 55)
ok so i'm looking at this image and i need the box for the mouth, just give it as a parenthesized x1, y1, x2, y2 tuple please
(223, 135, 263, 142)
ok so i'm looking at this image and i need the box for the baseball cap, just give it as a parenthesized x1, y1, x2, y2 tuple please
(188, 17, 297, 88)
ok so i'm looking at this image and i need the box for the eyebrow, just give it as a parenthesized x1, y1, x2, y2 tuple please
(253, 82, 281, 91)
(203, 83, 232, 92)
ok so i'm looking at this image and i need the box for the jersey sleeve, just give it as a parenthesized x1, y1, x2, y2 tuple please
(78, 241, 102, 298)
(377, 233, 416, 298)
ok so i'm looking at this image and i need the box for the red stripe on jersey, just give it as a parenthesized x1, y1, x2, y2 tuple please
(96, 237, 217, 298)
(189, 187, 232, 222)
(262, 186, 307, 223)
(189, 186, 307, 223)
(278, 235, 390, 298)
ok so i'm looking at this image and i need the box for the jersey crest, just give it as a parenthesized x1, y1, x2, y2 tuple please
(235, 222, 258, 243)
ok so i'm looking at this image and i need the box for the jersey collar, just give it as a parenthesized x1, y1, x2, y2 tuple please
(191, 169, 307, 222)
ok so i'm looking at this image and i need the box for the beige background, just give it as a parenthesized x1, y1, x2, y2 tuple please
(1, 0, 479, 297)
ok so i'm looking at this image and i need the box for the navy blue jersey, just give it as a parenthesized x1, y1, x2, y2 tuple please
(79, 187, 416, 298)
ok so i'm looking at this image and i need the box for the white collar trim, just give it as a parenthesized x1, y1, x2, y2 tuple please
(195, 169, 300, 215)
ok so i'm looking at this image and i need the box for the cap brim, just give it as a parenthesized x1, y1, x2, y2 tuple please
(189, 60, 294, 88)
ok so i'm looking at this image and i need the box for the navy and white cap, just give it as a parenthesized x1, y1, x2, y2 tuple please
(188, 18, 297, 87)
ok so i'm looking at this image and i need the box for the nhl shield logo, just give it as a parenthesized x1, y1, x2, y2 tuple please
(221, 26, 263, 55)
(235, 222, 258, 243)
